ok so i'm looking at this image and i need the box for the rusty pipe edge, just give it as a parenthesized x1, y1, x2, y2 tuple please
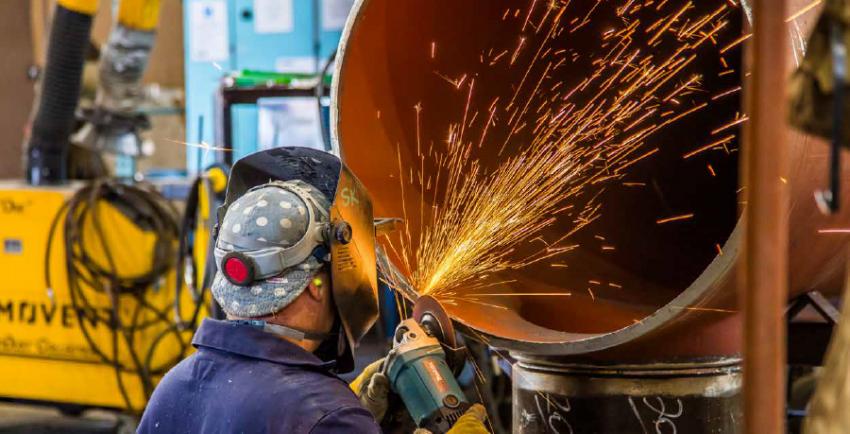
(512, 358, 742, 398)
(333, 0, 850, 361)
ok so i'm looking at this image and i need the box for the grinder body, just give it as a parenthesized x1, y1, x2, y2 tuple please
(386, 317, 470, 433)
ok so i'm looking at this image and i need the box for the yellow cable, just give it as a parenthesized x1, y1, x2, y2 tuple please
(117, 0, 161, 31)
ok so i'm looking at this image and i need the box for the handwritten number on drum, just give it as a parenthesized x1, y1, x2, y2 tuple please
(628, 396, 684, 434)
(534, 393, 574, 434)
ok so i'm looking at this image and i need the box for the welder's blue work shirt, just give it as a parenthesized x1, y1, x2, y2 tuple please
(138, 319, 381, 434)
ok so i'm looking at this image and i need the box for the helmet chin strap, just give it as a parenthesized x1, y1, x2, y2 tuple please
(231, 319, 335, 342)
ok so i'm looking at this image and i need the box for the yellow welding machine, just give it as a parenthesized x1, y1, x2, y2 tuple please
(0, 181, 208, 411)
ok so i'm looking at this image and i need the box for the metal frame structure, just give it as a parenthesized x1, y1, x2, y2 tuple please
(741, 1, 790, 432)
(213, 79, 330, 166)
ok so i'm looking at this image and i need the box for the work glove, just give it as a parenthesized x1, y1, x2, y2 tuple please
(412, 404, 490, 434)
(349, 358, 389, 422)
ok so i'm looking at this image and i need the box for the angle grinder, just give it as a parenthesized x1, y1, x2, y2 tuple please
(384, 295, 471, 433)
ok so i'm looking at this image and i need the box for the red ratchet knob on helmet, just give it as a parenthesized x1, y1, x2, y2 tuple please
(222, 252, 255, 286)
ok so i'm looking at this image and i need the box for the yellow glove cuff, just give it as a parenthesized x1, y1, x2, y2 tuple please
(350, 358, 384, 395)
(447, 404, 490, 434)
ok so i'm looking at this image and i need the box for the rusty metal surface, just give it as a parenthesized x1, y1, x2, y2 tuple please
(332, 0, 850, 360)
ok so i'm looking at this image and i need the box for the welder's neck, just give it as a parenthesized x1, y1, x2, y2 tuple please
(268, 330, 318, 353)
(290, 335, 320, 352)
(226, 314, 323, 352)
(267, 325, 315, 351)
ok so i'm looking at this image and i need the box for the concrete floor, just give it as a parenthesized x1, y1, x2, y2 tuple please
(0, 402, 136, 434)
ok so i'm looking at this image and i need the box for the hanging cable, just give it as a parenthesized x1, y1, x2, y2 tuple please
(44, 178, 189, 412)
(173, 173, 220, 329)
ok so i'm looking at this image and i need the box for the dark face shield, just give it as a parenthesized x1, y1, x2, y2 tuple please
(328, 164, 378, 347)
(220, 147, 379, 364)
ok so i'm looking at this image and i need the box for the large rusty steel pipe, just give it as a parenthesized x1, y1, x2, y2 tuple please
(332, 0, 850, 361)
(742, 0, 789, 432)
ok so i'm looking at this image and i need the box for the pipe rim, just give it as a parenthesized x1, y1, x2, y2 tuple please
(331, 0, 812, 356)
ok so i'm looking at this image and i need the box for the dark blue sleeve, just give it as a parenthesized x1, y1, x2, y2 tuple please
(308, 406, 382, 434)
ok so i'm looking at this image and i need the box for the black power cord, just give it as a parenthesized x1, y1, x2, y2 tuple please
(174, 174, 220, 330)
(44, 178, 193, 413)
(317, 50, 337, 151)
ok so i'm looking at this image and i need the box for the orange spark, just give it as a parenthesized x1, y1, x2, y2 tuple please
(656, 213, 695, 224)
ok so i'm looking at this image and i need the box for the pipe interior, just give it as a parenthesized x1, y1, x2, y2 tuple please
(337, 0, 742, 337)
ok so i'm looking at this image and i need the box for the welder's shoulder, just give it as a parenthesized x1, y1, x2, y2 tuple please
(138, 354, 202, 432)
(264, 367, 381, 433)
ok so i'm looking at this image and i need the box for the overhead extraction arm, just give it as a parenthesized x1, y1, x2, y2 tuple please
(25, 0, 162, 184)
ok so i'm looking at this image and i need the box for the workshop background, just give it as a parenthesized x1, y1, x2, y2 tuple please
(0, 0, 185, 178)
(1, 0, 850, 433)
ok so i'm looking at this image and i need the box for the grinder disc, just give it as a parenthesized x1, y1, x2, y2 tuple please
(412, 295, 458, 349)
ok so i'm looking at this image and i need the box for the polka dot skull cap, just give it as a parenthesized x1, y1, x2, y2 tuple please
(212, 180, 332, 318)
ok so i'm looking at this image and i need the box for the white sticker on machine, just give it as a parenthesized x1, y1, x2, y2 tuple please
(321, 0, 355, 31)
(255, 0, 294, 34)
(274, 57, 316, 74)
(189, 0, 230, 62)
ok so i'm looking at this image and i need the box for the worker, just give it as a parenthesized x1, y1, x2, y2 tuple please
(138, 149, 488, 433)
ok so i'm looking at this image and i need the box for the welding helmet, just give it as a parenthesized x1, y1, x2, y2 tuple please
(215, 147, 378, 372)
